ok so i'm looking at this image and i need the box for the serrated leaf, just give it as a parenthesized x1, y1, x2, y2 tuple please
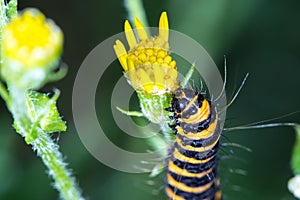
(25, 90, 67, 133)
(13, 121, 20, 134)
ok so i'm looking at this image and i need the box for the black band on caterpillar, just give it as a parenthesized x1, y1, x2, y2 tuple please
(167, 182, 219, 200)
(166, 88, 222, 200)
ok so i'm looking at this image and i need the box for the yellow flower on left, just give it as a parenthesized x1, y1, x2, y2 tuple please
(1, 9, 64, 90)
(2, 8, 63, 68)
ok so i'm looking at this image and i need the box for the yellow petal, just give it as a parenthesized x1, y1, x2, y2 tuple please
(138, 68, 157, 93)
(159, 12, 169, 42)
(139, 69, 152, 85)
(153, 64, 164, 87)
(127, 59, 137, 86)
(168, 68, 178, 79)
(113, 40, 128, 71)
(124, 20, 137, 49)
(134, 17, 148, 40)
(115, 40, 127, 56)
(127, 57, 135, 71)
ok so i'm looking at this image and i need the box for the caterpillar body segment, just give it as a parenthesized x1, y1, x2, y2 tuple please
(166, 88, 222, 200)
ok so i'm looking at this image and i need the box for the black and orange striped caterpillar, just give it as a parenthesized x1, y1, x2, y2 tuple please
(165, 88, 222, 200)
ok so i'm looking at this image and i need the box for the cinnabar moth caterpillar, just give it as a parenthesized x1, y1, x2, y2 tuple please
(166, 88, 222, 200)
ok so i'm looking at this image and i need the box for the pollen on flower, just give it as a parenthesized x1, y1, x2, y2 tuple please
(113, 12, 179, 94)
(2, 9, 63, 68)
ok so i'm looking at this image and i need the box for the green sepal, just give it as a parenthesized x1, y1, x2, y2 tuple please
(137, 91, 172, 124)
(116, 106, 144, 117)
(25, 89, 67, 134)
(137, 91, 175, 142)
(46, 63, 68, 83)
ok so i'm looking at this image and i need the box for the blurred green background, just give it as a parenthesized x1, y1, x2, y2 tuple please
(0, 0, 300, 199)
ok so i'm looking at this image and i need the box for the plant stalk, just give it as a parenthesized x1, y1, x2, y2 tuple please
(8, 85, 84, 200)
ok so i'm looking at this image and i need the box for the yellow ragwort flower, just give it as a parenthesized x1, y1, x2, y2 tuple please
(114, 12, 179, 94)
(2, 8, 63, 68)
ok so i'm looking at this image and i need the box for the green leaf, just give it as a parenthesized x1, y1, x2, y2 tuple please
(6, 0, 17, 19)
(25, 89, 67, 133)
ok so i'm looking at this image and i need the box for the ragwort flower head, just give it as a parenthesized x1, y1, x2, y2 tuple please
(2, 8, 63, 69)
(114, 12, 179, 94)
(1, 8, 64, 89)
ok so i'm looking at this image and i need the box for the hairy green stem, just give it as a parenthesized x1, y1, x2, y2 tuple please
(32, 130, 83, 200)
(124, 0, 148, 27)
(0, 0, 7, 38)
(288, 124, 300, 199)
(8, 86, 84, 200)
(292, 125, 300, 175)
(0, 82, 9, 102)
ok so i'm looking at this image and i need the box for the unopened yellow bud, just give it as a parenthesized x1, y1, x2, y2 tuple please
(1, 8, 64, 89)
(2, 8, 63, 68)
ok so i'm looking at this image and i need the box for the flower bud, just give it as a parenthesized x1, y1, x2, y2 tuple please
(1, 8, 63, 89)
